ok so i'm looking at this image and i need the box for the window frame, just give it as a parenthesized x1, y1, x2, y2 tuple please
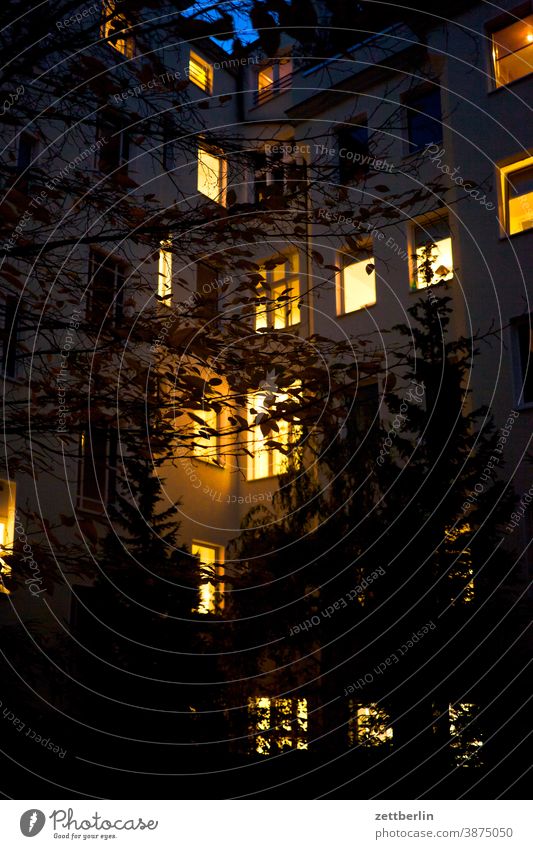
(410, 213, 454, 290)
(0, 295, 20, 380)
(498, 154, 533, 236)
(511, 313, 533, 407)
(158, 240, 173, 304)
(189, 406, 221, 465)
(87, 249, 126, 326)
(347, 701, 393, 748)
(336, 243, 377, 315)
(336, 117, 369, 183)
(254, 254, 300, 331)
(189, 51, 213, 95)
(191, 540, 224, 615)
(248, 696, 308, 755)
(246, 383, 300, 481)
(489, 11, 533, 89)
(100, 0, 135, 59)
(197, 143, 227, 205)
(96, 107, 130, 177)
(77, 427, 118, 514)
(255, 57, 292, 104)
(403, 83, 443, 156)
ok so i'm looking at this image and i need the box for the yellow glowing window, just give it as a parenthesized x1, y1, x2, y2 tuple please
(189, 52, 213, 94)
(247, 383, 300, 480)
(339, 255, 376, 314)
(348, 702, 393, 747)
(101, 1, 134, 58)
(190, 407, 219, 464)
(412, 217, 454, 288)
(449, 702, 483, 767)
(0, 479, 16, 595)
(248, 696, 308, 755)
(445, 524, 474, 604)
(192, 542, 224, 615)
(258, 66, 275, 93)
(492, 15, 533, 88)
(198, 146, 226, 204)
(254, 254, 300, 330)
(158, 241, 172, 303)
(500, 156, 533, 235)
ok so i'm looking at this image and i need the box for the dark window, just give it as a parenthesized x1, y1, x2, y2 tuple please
(162, 118, 175, 171)
(253, 147, 306, 203)
(0, 296, 19, 379)
(354, 382, 379, 435)
(87, 251, 125, 326)
(406, 87, 442, 153)
(78, 427, 117, 512)
(97, 108, 130, 176)
(337, 123, 369, 183)
(514, 314, 533, 404)
(196, 263, 219, 323)
(17, 133, 35, 172)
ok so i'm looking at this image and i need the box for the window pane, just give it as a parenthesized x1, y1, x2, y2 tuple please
(192, 542, 220, 615)
(348, 702, 393, 747)
(258, 66, 275, 91)
(158, 242, 172, 302)
(415, 235, 453, 288)
(507, 165, 533, 234)
(407, 88, 442, 152)
(189, 53, 212, 93)
(1, 297, 19, 378)
(79, 429, 108, 510)
(198, 147, 225, 202)
(516, 315, 533, 404)
(338, 123, 369, 182)
(449, 703, 483, 767)
(101, 1, 134, 57)
(191, 407, 218, 462)
(493, 15, 533, 87)
(341, 258, 376, 313)
(248, 697, 307, 755)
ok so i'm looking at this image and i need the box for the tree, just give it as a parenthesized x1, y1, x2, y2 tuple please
(225, 287, 524, 792)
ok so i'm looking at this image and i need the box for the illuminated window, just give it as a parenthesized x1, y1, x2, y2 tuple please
(192, 542, 224, 615)
(198, 146, 227, 204)
(492, 15, 533, 87)
(412, 217, 453, 289)
(500, 156, 533, 235)
(255, 254, 300, 330)
(348, 702, 393, 747)
(248, 696, 308, 755)
(405, 86, 442, 153)
(338, 246, 376, 314)
(189, 407, 219, 464)
(247, 382, 300, 480)
(158, 241, 172, 303)
(256, 58, 291, 103)
(101, 1, 134, 58)
(513, 313, 533, 405)
(445, 524, 474, 603)
(189, 52, 213, 94)
(0, 479, 16, 594)
(448, 702, 483, 767)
